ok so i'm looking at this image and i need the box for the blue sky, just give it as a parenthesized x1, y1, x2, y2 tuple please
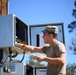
(9, 0, 76, 65)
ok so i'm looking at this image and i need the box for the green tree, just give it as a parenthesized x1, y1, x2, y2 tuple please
(68, 0, 76, 54)
(66, 63, 76, 75)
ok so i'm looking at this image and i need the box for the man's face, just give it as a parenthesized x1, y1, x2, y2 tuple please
(42, 32, 52, 44)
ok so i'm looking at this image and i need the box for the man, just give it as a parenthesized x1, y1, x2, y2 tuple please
(17, 25, 66, 75)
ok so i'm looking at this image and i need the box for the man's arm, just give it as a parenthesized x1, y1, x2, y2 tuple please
(17, 43, 43, 53)
(44, 52, 66, 65)
(33, 52, 66, 66)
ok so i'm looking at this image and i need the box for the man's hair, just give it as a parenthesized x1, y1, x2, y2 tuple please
(48, 32, 57, 38)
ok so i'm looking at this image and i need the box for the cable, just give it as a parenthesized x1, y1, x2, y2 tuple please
(9, 50, 18, 58)
(8, 47, 25, 63)
(0, 55, 9, 68)
(18, 51, 25, 63)
(65, 0, 73, 15)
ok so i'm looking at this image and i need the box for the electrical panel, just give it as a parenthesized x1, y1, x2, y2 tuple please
(0, 62, 26, 75)
(0, 14, 28, 54)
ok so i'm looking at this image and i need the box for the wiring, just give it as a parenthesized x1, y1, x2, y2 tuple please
(0, 55, 9, 68)
(18, 51, 25, 63)
(9, 47, 25, 63)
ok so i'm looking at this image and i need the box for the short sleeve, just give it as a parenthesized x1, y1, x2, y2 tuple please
(54, 42, 66, 56)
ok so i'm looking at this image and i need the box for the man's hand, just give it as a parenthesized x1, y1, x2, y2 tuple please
(17, 43, 26, 49)
(32, 55, 45, 62)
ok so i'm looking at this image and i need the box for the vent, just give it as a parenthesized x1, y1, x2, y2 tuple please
(8, 63, 15, 73)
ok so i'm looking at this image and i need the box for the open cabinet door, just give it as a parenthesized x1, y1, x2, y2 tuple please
(29, 23, 65, 47)
(0, 14, 28, 54)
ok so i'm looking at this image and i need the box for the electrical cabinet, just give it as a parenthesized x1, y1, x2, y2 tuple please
(0, 62, 26, 75)
(0, 14, 28, 54)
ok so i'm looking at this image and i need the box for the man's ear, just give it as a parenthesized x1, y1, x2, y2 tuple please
(50, 33, 53, 38)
